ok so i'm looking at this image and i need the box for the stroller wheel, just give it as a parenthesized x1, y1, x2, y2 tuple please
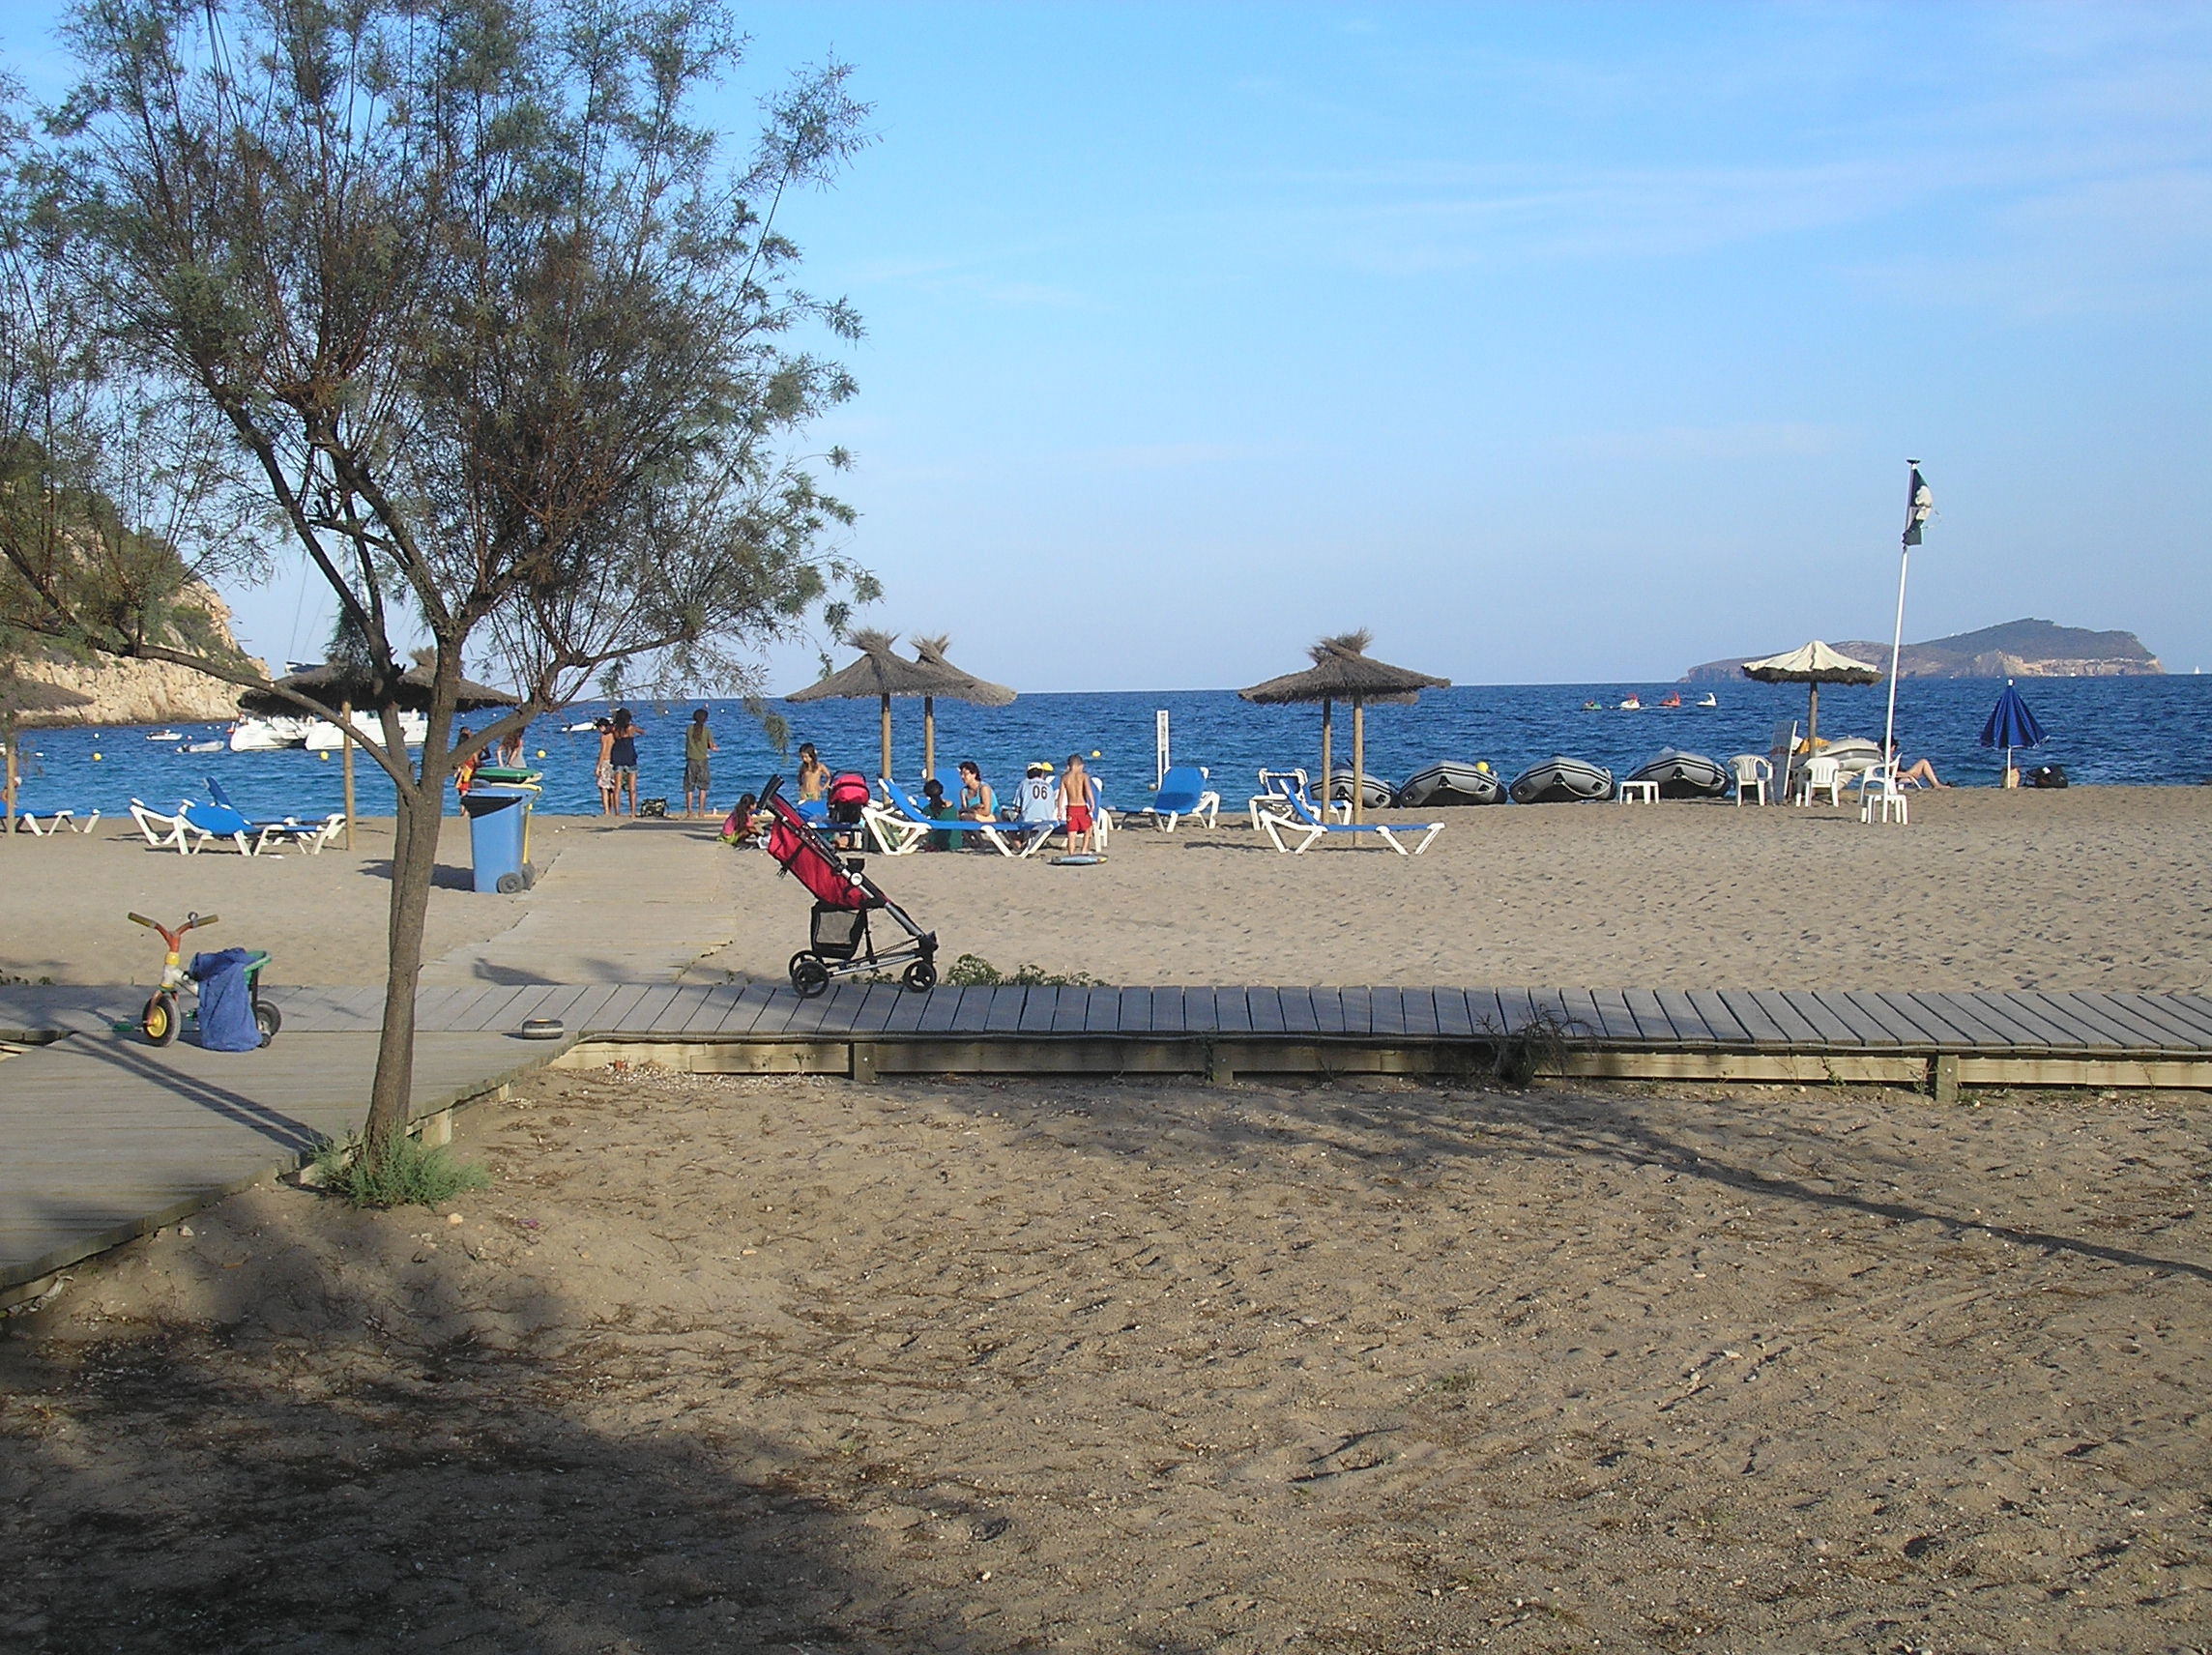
(254, 1000, 282, 1046)
(790, 954, 831, 998)
(901, 959, 937, 993)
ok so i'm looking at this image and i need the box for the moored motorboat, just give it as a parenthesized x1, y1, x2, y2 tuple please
(1617, 694, 1643, 711)
(146, 729, 184, 741)
(1397, 760, 1507, 808)
(304, 709, 428, 750)
(1626, 748, 1731, 798)
(1325, 769, 1395, 811)
(1696, 693, 1718, 708)
(1508, 755, 1615, 803)
(227, 716, 312, 751)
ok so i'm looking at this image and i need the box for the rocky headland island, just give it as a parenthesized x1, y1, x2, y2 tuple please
(2, 586, 264, 728)
(1682, 618, 2162, 682)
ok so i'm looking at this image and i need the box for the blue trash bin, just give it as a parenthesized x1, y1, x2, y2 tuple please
(462, 784, 536, 894)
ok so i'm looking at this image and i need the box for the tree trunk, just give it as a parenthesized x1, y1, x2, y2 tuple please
(364, 769, 442, 1144)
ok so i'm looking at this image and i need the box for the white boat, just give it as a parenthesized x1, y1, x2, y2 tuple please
(146, 729, 184, 741)
(183, 740, 224, 754)
(227, 716, 313, 751)
(305, 710, 427, 750)
(564, 719, 600, 732)
(1696, 693, 1718, 708)
(1617, 694, 1643, 711)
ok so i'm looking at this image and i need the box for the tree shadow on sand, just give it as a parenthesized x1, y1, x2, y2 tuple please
(0, 1198, 1016, 1655)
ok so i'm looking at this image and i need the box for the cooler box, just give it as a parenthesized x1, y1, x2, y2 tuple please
(462, 783, 537, 894)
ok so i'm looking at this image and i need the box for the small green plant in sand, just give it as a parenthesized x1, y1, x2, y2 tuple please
(309, 1131, 491, 1209)
(943, 952, 1106, 989)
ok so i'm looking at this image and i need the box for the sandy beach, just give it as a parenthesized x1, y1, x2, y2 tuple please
(3, 1063, 2206, 1651)
(5, 787, 2208, 992)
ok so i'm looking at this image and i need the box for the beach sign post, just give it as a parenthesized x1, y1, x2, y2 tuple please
(1881, 461, 1934, 771)
(1155, 710, 1170, 789)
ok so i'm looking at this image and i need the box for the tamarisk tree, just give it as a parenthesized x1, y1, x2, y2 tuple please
(15, 0, 876, 1143)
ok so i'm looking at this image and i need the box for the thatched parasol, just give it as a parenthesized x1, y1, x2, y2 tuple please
(1739, 640, 1880, 753)
(908, 635, 1016, 781)
(1239, 631, 1449, 824)
(237, 662, 519, 717)
(784, 629, 952, 784)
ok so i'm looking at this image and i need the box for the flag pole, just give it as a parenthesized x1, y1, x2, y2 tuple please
(1881, 460, 1929, 772)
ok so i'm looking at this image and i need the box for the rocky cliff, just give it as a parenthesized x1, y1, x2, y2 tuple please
(1682, 618, 2162, 683)
(7, 587, 265, 728)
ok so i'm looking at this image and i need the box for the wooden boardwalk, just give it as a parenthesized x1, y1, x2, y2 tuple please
(7, 980, 2210, 1298)
(12, 981, 2212, 1060)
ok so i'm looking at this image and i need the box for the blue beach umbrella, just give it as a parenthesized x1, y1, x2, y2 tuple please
(1978, 680, 2048, 783)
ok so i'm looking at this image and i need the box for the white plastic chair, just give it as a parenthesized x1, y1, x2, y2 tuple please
(1858, 764, 1909, 825)
(1797, 755, 1843, 806)
(1729, 754, 1771, 806)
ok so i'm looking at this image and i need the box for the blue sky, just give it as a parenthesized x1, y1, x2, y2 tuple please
(7, 3, 2207, 689)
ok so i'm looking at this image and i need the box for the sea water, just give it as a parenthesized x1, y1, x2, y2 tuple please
(10, 675, 2209, 822)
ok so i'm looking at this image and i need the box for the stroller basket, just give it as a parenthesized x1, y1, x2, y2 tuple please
(760, 774, 939, 998)
(810, 904, 868, 961)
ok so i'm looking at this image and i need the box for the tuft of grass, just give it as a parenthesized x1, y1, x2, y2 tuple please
(943, 952, 1105, 989)
(309, 1131, 491, 1209)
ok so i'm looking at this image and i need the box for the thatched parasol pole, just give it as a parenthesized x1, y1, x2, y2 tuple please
(1319, 698, 1332, 816)
(341, 700, 356, 850)
(922, 694, 936, 781)
(879, 693, 892, 784)
(1351, 694, 1367, 825)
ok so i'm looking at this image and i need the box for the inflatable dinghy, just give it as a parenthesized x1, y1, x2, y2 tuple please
(1398, 760, 1507, 808)
(1814, 736, 1882, 776)
(1325, 769, 1396, 811)
(1626, 748, 1731, 799)
(1508, 756, 1615, 804)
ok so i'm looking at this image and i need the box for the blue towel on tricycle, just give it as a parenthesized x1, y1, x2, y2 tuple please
(189, 948, 261, 1051)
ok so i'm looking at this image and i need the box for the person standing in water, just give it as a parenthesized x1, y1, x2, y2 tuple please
(608, 709, 640, 817)
(683, 708, 718, 819)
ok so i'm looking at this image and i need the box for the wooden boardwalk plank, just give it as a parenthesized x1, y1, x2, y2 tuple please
(1012, 985, 1059, 1034)
(578, 983, 651, 1034)
(463, 986, 554, 1032)
(1051, 988, 1092, 1034)
(1743, 991, 1824, 1046)
(613, 984, 686, 1033)
(2015, 992, 2138, 1052)
(914, 986, 969, 1034)
(1715, 990, 1791, 1047)
(1864, 992, 1974, 1048)
(411, 986, 476, 1031)
(1654, 991, 1716, 1039)
(1149, 987, 1188, 1033)
(1433, 989, 1478, 1040)
(1935, 993, 2061, 1049)
(1910, 992, 2019, 1049)
(1622, 988, 1684, 1043)
(705, 986, 777, 1037)
(1398, 989, 1441, 1039)
(1369, 989, 1409, 1038)
(2169, 995, 2212, 1039)
(2101, 993, 2212, 1048)
(1492, 988, 1535, 1037)
(1337, 987, 1375, 1037)
(1298, 987, 1340, 1035)
(1247, 988, 1287, 1035)
(1215, 989, 1256, 1035)
(1278, 987, 1319, 1034)
(1810, 992, 1906, 1048)
(2048, 992, 2191, 1053)
(982, 987, 1027, 1034)
(1778, 992, 1863, 1047)
(1970, 991, 2110, 1050)
(1683, 990, 1753, 1046)
(879, 983, 933, 1034)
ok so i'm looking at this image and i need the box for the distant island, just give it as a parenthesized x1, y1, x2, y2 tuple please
(1682, 618, 2164, 683)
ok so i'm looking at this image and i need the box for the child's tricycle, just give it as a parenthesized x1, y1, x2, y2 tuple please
(127, 911, 280, 1047)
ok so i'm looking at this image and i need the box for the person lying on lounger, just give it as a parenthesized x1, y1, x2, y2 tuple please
(1888, 740, 1948, 788)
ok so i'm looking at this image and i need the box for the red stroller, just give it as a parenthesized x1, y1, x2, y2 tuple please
(759, 775, 939, 997)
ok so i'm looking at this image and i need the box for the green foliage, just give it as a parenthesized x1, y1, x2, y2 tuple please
(943, 953, 1106, 989)
(310, 1131, 492, 1210)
